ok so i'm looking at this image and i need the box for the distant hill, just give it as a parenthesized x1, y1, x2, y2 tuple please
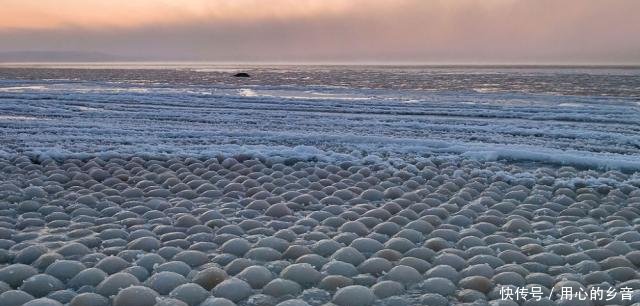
(0, 51, 125, 62)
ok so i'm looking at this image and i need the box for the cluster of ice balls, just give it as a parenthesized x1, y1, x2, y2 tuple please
(0, 155, 639, 306)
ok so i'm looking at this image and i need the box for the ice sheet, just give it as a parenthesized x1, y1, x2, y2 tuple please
(1, 66, 639, 171)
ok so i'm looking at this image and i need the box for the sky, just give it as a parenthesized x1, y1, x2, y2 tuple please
(0, 0, 639, 64)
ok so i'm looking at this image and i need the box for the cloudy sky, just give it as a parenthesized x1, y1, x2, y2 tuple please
(1, 0, 639, 64)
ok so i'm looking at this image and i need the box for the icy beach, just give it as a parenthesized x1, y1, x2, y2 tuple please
(0, 65, 640, 306)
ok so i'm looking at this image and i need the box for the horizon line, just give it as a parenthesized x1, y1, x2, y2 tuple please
(1, 61, 639, 68)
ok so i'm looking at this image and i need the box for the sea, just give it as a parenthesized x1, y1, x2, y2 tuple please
(1, 64, 639, 171)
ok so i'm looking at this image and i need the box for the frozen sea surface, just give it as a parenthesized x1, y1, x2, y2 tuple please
(1, 65, 640, 306)
(1, 65, 639, 171)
